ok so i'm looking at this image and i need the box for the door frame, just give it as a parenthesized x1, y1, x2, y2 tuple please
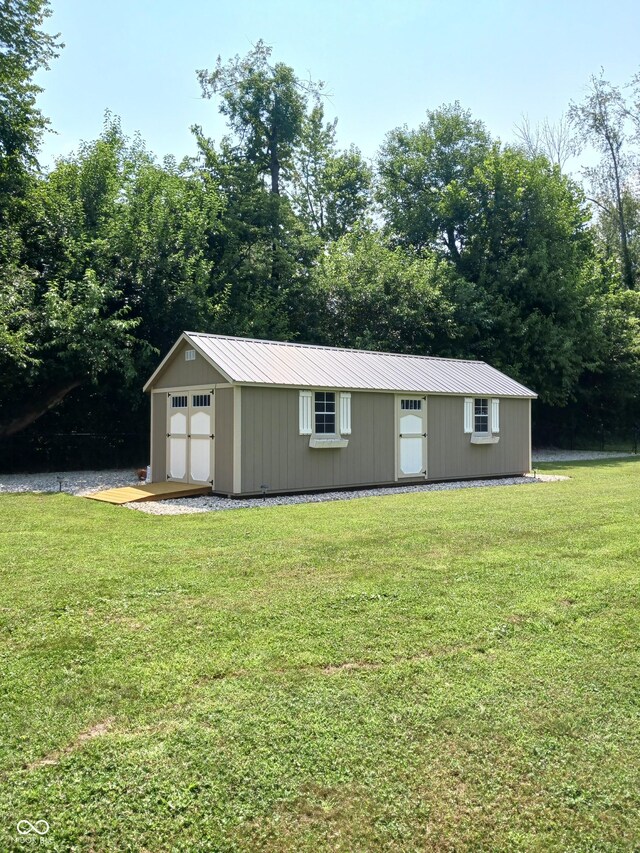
(166, 388, 215, 486)
(395, 394, 428, 480)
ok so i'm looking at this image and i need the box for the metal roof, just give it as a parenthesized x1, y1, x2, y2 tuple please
(167, 333, 537, 398)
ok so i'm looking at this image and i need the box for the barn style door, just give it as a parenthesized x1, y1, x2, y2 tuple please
(189, 393, 214, 484)
(167, 393, 189, 482)
(397, 397, 427, 478)
(167, 391, 214, 485)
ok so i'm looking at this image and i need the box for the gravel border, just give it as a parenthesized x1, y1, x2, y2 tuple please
(531, 449, 636, 463)
(0, 466, 571, 515)
(121, 473, 568, 515)
(0, 469, 140, 496)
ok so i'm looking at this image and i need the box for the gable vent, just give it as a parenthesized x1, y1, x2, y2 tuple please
(185, 349, 196, 362)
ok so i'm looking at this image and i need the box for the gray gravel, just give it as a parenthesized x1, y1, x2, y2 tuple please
(531, 449, 636, 463)
(12, 449, 637, 515)
(125, 473, 567, 515)
(0, 468, 141, 496)
(0, 465, 568, 514)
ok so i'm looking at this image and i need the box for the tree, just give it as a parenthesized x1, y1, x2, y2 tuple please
(292, 105, 372, 241)
(513, 113, 578, 171)
(306, 226, 465, 355)
(194, 42, 331, 333)
(0, 119, 140, 438)
(569, 72, 637, 289)
(377, 102, 491, 262)
(378, 106, 595, 404)
(197, 40, 320, 197)
(113, 152, 223, 362)
(0, 0, 61, 218)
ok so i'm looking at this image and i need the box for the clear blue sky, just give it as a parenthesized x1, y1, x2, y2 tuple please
(35, 0, 640, 168)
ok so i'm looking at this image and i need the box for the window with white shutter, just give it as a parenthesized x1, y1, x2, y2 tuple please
(340, 393, 351, 435)
(464, 398, 473, 434)
(491, 398, 500, 433)
(299, 390, 312, 435)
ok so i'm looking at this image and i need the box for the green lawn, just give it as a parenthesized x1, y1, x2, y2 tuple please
(0, 461, 639, 852)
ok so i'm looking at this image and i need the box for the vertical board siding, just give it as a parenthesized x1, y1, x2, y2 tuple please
(427, 396, 530, 480)
(214, 386, 234, 493)
(241, 387, 396, 493)
(151, 393, 167, 482)
(153, 340, 229, 389)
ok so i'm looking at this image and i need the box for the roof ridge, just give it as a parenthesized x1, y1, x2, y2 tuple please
(185, 332, 485, 365)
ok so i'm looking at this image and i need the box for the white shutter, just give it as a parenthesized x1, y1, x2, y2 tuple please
(299, 390, 312, 435)
(340, 393, 351, 435)
(492, 398, 500, 433)
(464, 398, 473, 434)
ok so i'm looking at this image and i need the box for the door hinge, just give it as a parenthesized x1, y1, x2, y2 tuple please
(210, 434, 214, 439)
(423, 433, 427, 437)
(166, 432, 170, 437)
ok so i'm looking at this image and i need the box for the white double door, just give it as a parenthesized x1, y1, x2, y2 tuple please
(167, 391, 214, 485)
(398, 396, 427, 478)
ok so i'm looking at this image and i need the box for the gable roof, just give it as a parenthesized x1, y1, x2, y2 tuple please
(145, 332, 537, 398)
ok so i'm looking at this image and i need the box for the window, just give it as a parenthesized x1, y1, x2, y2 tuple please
(185, 349, 196, 361)
(474, 398, 489, 434)
(314, 391, 336, 434)
(401, 399, 422, 410)
(192, 394, 211, 408)
(171, 395, 188, 408)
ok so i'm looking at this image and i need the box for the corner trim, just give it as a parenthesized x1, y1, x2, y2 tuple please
(233, 386, 242, 494)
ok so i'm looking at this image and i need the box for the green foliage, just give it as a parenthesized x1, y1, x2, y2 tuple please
(378, 102, 491, 257)
(2, 22, 640, 449)
(308, 227, 463, 354)
(0, 460, 639, 849)
(0, 0, 61, 217)
(569, 72, 638, 289)
(377, 108, 595, 405)
(197, 40, 319, 196)
(293, 105, 372, 241)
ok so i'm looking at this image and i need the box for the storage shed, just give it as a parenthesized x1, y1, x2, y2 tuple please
(144, 333, 537, 497)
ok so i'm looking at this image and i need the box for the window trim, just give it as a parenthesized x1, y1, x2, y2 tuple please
(314, 390, 337, 436)
(474, 397, 489, 435)
(299, 388, 350, 447)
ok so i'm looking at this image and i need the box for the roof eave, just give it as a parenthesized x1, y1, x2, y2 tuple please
(143, 332, 236, 392)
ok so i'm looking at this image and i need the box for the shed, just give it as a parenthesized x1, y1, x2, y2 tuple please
(143, 333, 537, 497)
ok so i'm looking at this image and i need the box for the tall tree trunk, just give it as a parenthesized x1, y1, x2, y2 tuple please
(607, 138, 634, 288)
(0, 379, 83, 438)
(445, 225, 462, 268)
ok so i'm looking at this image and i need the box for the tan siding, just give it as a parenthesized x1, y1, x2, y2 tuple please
(151, 393, 167, 482)
(241, 387, 396, 493)
(214, 386, 234, 493)
(427, 396, 530, 479)
(152, 340, 228, 389)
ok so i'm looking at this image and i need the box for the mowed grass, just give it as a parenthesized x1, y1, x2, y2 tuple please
(0, 461, 639, 852)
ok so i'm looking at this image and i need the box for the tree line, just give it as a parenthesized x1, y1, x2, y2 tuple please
(2, 1, 640, 469)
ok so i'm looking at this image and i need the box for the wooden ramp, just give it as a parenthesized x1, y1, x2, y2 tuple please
(86, 482, 212, 505)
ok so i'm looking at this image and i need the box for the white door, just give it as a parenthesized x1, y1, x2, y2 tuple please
(167, 393, 189, 482)
(189, 392, 214, 485)
(398, 397, 426, 478)
(167, 391, 214, 485)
